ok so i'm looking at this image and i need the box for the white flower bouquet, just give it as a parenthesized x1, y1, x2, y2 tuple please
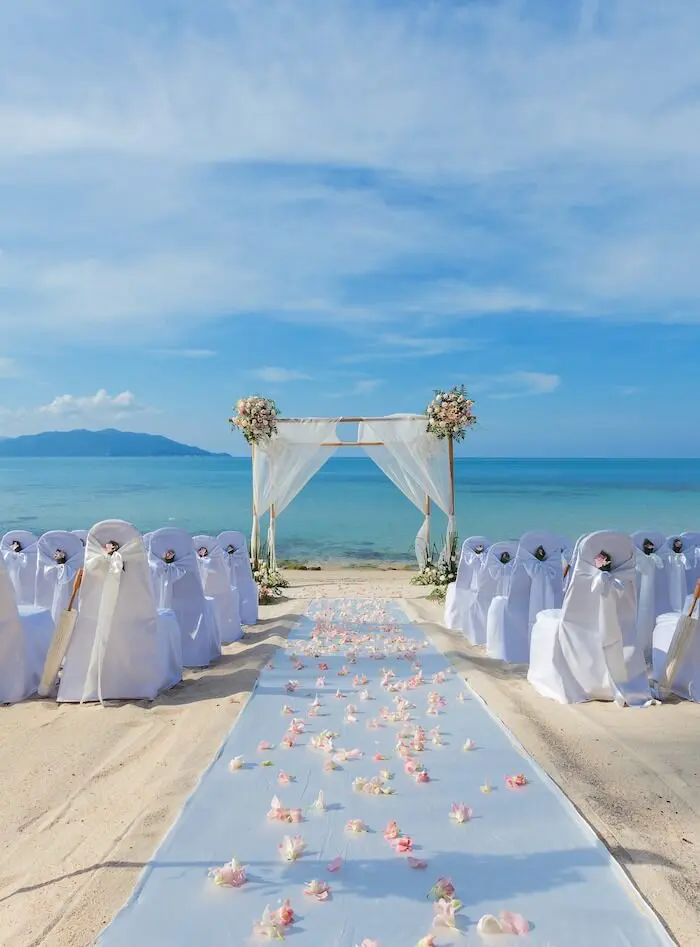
(426, 384, 476, 441)
(229, 395, 280, 445)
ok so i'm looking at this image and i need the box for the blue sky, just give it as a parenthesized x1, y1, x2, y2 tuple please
(1, 0, 699, 457)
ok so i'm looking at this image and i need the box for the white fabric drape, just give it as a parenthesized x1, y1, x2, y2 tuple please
(252, 420, 339, 567)
(358, 416, 454, 564)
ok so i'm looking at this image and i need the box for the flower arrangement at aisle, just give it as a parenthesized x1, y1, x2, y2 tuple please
(426, 384, 476, 441)
(254, 541, 290, 604)
(229, 395, 280, 445)
(411, 533, 459, 602)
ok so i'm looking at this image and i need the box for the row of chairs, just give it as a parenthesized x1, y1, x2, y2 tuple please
(0, 522, 258, 705)
(445, 529, 700, 705)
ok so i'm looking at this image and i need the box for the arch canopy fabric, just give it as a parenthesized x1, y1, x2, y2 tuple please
(250, 416, 454, 568)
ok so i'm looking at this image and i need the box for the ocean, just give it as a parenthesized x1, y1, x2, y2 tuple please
(0, 456, 698, 563)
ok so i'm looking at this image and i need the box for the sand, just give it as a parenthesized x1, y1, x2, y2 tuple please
(0, 568, 698, 946)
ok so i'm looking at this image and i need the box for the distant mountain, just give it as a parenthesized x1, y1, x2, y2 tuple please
(0, 429, 228, 458)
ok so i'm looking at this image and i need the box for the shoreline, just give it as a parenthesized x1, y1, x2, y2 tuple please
(0, 570, 697, 945)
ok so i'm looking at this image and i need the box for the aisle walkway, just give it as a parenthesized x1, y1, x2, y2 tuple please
(98, 600, 674, 946)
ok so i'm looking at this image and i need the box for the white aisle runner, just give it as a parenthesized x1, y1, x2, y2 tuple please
(98, 599, 674, 946)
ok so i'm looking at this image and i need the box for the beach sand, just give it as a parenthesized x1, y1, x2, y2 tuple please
(0, 569, 698, 946)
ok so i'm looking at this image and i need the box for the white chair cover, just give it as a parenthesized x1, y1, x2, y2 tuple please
(630, 530, 666, 662)
(528, 531, 652, 706)
(466, 541, 518, 647)
(36, 531, 85, 622)
(486, 532, 567, 664)
(0, 556, 54, 702)
(218, 530, 258, 625)
(72, 529, 89, 545)
(443, 536, 489, 633)
(660, 535, 691, 615)
(681, 531, 700, 591)
(652, 610, 700, 702)
(1, 529, 39, 605)
(193, 534, 243, 645)
(57, 520, 182, 703)
(147, 528, 220, 667)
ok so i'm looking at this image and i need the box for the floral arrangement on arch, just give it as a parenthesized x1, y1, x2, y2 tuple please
(229, 395, 280, 445)
(426, 384, 476, 441)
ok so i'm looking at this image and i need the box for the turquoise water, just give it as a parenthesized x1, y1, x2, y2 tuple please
(0, 457, 698, 562)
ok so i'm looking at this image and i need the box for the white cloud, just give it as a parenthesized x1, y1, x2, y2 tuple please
(340, 334, 484, 364)
(155, 348, 216, 358)
(352, 379, 382, 395)
(251, 367, 311, 383)
(38, 389, 153, 418)
(480, 372, 561, 400)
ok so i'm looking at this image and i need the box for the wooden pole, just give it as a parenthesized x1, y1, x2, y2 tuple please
(425, 494, 431, 556)
(251, 443, 259, 566)
(277, 416, 428, 424)
(448, 436, 456, 552)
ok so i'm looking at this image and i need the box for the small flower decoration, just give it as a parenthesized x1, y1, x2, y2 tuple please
(480, 782, 492, 793)
(506, 773, 528, 788)
(277, 900, 295, 927)
(278, 834, 306, 861)
(52, 548, 68, 564)
(428, 878, 455, 901)
(462, 739, 475, 751)
(474, 544, 484, 555)
(534, 545, 547, 561)
(346, 818, 368, 833)
(310, 790, 326, 811)
(477, 912, 529, 935)
(278, 771, 295, 785)
(262, 759, 274, 767)
(449, 802, 472, 824)
(163, 549, 176, 564)
(642, 538, 655, 556)
(197, 546, 208, 558)
(225, 543, 237, 555)
(417, 936, 437, 947)
(324, 760, 338, 773)
(318, 662, 329, 671)
(253, 905, 285, 940)
(433, 898, 461, 930)
(10, 540, 22, 553)
(393, 836, 413, 853)
(499, 551, 511, 565)
(208, 856, 247, 887)
(384, 820, 400, 841)
(408, 856, 428, 869)
(327, 856, 342, 872)
(258, 741, 273, 751)
(673, 537, 683, 553)
(594, 550, 612, 572)
(304, 879, 331, 901)
(105, 540, 120, 555)
(228, 756, 244, 772)
(415, 769, 430, 783)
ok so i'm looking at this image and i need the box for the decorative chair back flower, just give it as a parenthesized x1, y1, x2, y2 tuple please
(163, 549, 176, 564)
(10, 540, 22, 553)
(593, 550, 612, 573)
(53, 548, 68, 565)
(642, 538, 655, 556)
(534, 545, 547, 562)
(198, 546, 209, 558)
(672, 537, 683, 555)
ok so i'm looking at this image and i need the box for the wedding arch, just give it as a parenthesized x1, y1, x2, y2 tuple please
(229, 389, 476, 568)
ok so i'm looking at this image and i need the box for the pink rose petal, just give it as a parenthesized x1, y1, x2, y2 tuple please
(327, 856, 342, 872)
(500, 911, 530, 934)
(407, 856, 428, 869)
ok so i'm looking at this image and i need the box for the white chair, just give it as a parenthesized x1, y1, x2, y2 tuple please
(528, 531, 651, 706)
(0, 556, 54, 703)
(651, 581, 700, 701)
(1, 530, 40, 605)
(146, 528, 220, 667)
(71, 529, 89, 545)
(630, 530, 666, 662)
(36, 531, 85, 623)
(681, 531, 700, 592)
(218, 530, 258, 625)
(467, 541, 518, 647)
(443, 536, 489, 633)
(193, 535, 243, 644)
(57, 520, 182, 703)
(486, 532, 567, 664)
(660, 535, 692, 615)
